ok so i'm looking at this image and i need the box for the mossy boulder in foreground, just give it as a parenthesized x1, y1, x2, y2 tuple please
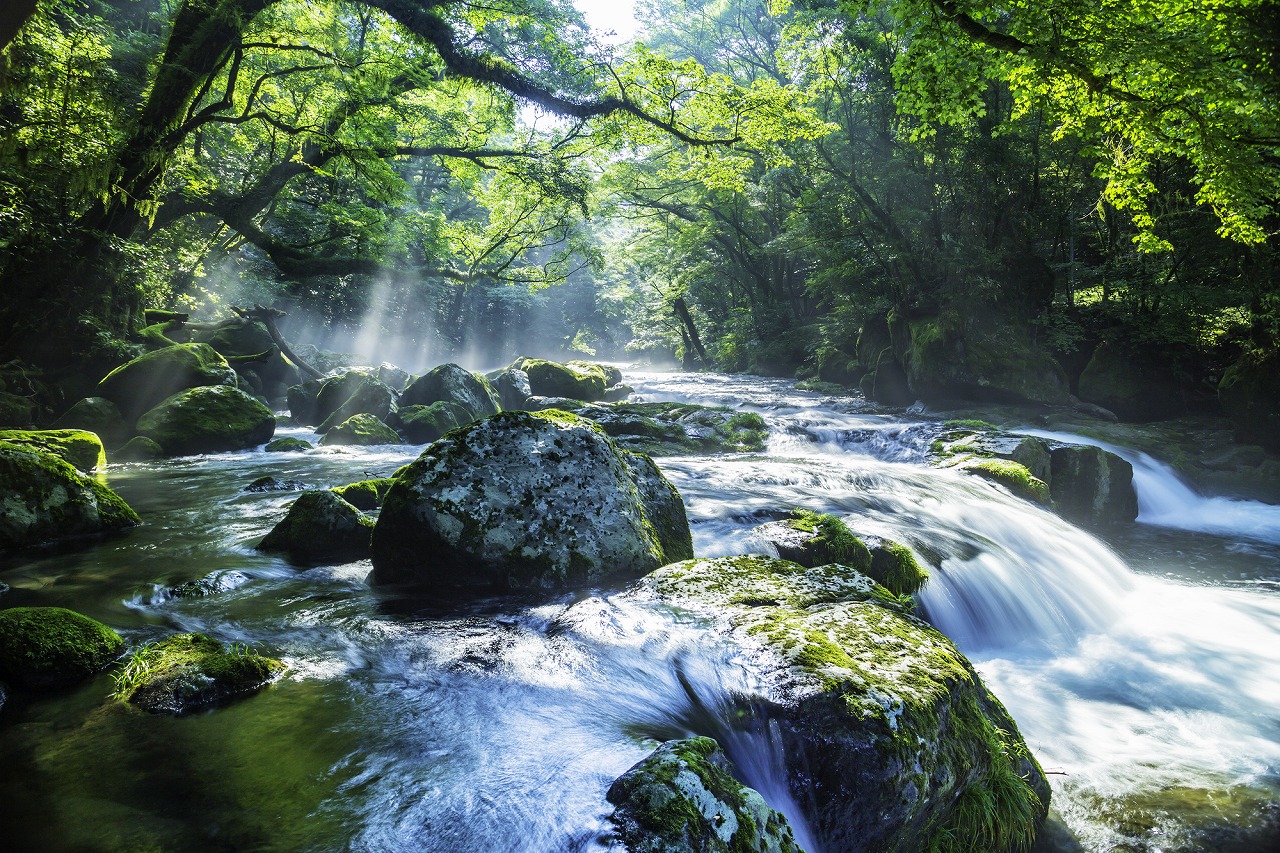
(639, 556, 1050, 852)
(607, 737, 802, 853)
(113, 632, 285, 714)
(257, 489, 374, 564)
(96, 343, 237, 420)
(317, 413, 400, 446)
(0, 429, 106, 473)
(370, 410, 691, 590)
(135, 385, 275, 456)
(0, 443, 140, 551)
(0, 606, 124, 689)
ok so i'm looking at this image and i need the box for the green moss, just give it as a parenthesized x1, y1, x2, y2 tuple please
(927, 724, 1043, 853)
(135, 385, 276, 456)
(394, 400, 470, 443)
(317, 413, 399, 446)
(0, 606, 124, 689)
(944, 419, 997, 431)
(521, 358, 607, 401)
(331, 478, 393, 510)
(0, 443, 141, 550)
(257, 490, 374, 564)
(264, 437, 312, 452)
(867, 539, 929, 596)
(0, 429, 106, 472)
(112, 632, 285, 714)
(785, 510, 873, 571)
(962, 459, 1051, 505)
(96, 342, 237, 419)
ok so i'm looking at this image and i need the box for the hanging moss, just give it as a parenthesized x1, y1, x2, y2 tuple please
(867, 538, 930, 596)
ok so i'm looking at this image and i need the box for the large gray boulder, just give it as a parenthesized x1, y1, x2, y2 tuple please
(135, 385, 275, 456)
(400, 363, 500, 420)
(490, 367, 532, 410)
(370, 411, 690, 589)
(96, 343, 236, 420)
(607, 737, 802, 853)
(0, 443, 140, 551)
(638, 556, 1050, 852)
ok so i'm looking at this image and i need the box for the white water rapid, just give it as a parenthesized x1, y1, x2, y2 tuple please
(628, 370, 1280, 851)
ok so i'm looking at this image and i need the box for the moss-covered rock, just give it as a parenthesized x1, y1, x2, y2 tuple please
(314, 370, 397, 433)
(864, 536, 929, 596)
(755, 510, 872, 571)
(400, 363, 500, 420)
(264, 436, 312, 452)
(136, 385, 275, 456)
(932, 430, 1052, 483)
(520, 358, 608, 401)
(1048, 445, 1138, 526)
(193, 318, 275, 358)
(1218, 347, 1280, 453)
(52, 397, 129, 447)
(640, 556, 1049, 852)
(572, 402, 768, 456)
(1078, 343, 1185, 422)
(390, 401, 470, 444)
(622, 452, 694, 564)
(0, 429, 106, 473)
(96, 343, 237, 420)
(331, 478, 393, 510)
(603, 383, 634, 403)
(370, 410, 688, 590)
(256, 489, 373, 564)
(607, 737, 802, 853)
(115, 435, 163, 461)
(112, 632, 285, 714)
(960, 458, 1052, 505)
(904, 311, 1070, 405)
(0, 443, 140, 551)
(317, 413, 400, 446)
(0, 606, 124, 689)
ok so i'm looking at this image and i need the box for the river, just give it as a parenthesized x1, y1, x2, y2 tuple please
(0, 370, 1276, 851)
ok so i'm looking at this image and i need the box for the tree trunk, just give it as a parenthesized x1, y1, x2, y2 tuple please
(673, 298, 708, 369)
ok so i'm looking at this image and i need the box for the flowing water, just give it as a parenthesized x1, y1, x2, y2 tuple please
(0, 371, 1277, 851)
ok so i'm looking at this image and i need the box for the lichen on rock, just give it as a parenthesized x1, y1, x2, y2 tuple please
(370, 409, 689, 590)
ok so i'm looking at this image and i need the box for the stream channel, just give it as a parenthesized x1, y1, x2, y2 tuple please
(0, 370, 1277, 852)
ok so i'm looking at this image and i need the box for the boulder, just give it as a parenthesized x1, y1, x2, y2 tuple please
(115, 436, 163, 461)
(1218, 348, 1280, 453)
(264, 436, 312, 452)
(754, 511, 871, 571)
(135, 385, 275, 456)
(603, 383, 633, 403)
(287, 379, 323, 425)
(375, 362, 411, 391)
(1078, 343, 1185, 422)
(331, 478, 393, 511)
(1048, 445, 1138, 526)
(112, 632, 284, 714)
(370, 410, 688, 589)
(390, 401, 470, 444)
(193, 318, 274, 358)
(490, 367, 532, 411)
(621, 452, 694, 564)
(935, 429, 1053, 483)
(0, 443, 140, 551)
(640, 556, 1050, 852)
(904, 312, 1070, 405)
(314, 371, 397, 433)
(0, 606, 124, 689)
(520, 358, 608, 402)
(400, 363, 500, 420)
(256, 489, 374, 564)
(607, 737, 802, 853)
(96, 343, 236, 420)
(317, 413, 400, 446)
(164, 569, 251, 600)
(574, 402, 768, 456)
(0, 429, 106, 473)
(52, 397, 129, 447)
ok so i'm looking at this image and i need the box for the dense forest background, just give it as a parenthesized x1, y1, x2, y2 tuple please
(0, 0, 1276, 433)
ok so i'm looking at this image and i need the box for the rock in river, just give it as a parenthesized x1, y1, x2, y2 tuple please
(0, 606, 124, 689)
(370, 410, 692, 590)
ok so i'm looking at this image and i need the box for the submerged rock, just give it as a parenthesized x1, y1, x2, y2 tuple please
(0, 606, 124, 689)
(0, 429, 106, 473)
(639, 555, 1050, 852)
(112, 632, 284, 714)
(256, 489, 373, 564)
(400, 363, 500, 420)
(244, 476, 308, 493)
(164, 570, 251, 600)
(135, 385, 275, 456)
(314, 371, 397, 433)
(370, 410, 688, 590)
(573, 402, 768, 456)
(96, 343, 237, 420)
(607, 737, 802, 853)
(318, 413, 400, 446)
(0, 443, 140, 551)
(52, 397, 129, 447)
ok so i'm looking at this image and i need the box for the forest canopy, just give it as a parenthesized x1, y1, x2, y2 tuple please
(0, 0, 1275, 392)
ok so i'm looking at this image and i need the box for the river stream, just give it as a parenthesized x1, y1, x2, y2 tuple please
(0, 370, 1276, 851)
